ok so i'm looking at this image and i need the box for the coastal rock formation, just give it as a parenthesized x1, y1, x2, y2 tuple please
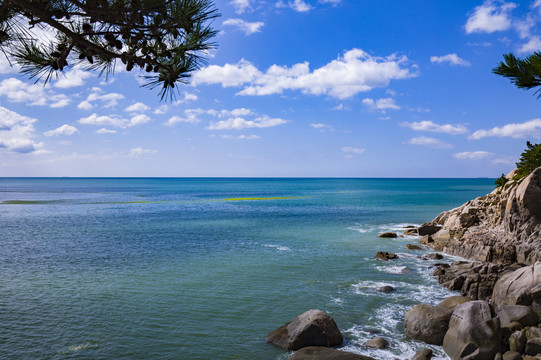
(378, 232, 398, 238)
(420, 167, 541, 265)
(364, 336, 388, 349)
(442, 300, 501, 360)
(266, 309, 343, 351)
(404, 303, 453, 345)
(289, 346, 376, 360)
(412, 348, 434, 360)
(492, 262, 541, 308)
(375, 251, 399, 261)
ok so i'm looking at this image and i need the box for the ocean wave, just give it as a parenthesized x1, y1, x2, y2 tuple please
(262, 244, 291, 251)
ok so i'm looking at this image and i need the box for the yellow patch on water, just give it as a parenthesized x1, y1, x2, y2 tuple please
(224, 196, 299, 201)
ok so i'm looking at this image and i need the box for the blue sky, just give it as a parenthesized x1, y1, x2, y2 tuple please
(1, 0, 541, 177)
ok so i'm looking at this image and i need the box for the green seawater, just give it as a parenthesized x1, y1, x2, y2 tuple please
(0, 178, 495, 359)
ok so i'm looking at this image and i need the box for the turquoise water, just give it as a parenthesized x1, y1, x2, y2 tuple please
(0, 178, 494, 359)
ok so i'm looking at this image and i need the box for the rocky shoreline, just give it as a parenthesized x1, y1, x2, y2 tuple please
(265, 168, 541, 360)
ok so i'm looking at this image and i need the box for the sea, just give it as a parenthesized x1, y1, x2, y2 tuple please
(0, 177, 495, 360)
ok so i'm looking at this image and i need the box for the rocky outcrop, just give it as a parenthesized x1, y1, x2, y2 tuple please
(266, 309, 343, 351)
(289, 347, 376, 360)
(375, 251, 399, 260)
(404, 303, 453, 345)
(443, 301, 501, 360)
(378, 232, 397, 238)
(421, 167, 541, 265)
(492, 262, 541, 308)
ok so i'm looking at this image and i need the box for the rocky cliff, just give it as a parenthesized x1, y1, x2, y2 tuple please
(421, 167, 541, 265)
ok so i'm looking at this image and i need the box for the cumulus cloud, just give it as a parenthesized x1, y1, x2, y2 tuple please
(223, 19, 264, 35)
(125, 102, 150, 113)
(165, 109, 205, 126)
(401, 120, 468, 135)
(95, 128, 118, 134)
(78, 87, 125, 110)
(518, 35, 541, 53)
(453, 151, 494, 160)
(362, 97, 400, 112)
(43, 124, 79, 137)
(406, 136, 453, 149)
(129, 147, 157, 157)
(208, 115, 287, 130)
(469, 118, 541, 139)
(230, 0, 251, 13)
(276, 0, 312, 12)
(54, 69, 94, 88)
(79, 113, 151, 128)
(192, 49, 416, 99)
(0, 78, 70, 107)
(465, 0, 516, 34)
(0, 55, 18, 74)
(430, 54, 471, 66)
(0, 106, 42, 153)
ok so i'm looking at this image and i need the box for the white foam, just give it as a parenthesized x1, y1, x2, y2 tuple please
(66, 343, 99, 352)
(376, 265, 409, 274)
(330, 296, 344, 305)
(262, 244, 291, 251)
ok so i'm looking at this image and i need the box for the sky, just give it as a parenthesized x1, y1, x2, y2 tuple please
(1, 0, 541, 177)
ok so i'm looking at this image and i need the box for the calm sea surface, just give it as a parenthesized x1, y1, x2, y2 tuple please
(0, 178, 494, 359)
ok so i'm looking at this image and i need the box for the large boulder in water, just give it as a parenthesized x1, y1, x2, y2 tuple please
(404, 304, 453, 345)
(443, 300, 501, 360)
(266, 309, 343, 351)
(492, 262, 541, 308)
(289, 346, 376, 360)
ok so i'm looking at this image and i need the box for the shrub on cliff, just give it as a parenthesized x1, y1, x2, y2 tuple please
(515, 141, 541, 179)
(494, 174, 508, 188)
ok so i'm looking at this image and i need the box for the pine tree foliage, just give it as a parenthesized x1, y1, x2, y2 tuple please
(494, 173, 508, 188)
(515, 141, 541, 179)
(0, 0, 219, 99)
(493, 52, 541, 98)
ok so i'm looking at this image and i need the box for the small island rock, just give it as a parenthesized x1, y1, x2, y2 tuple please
(364, 337, 388, 349)
(378, 285, 395, 293)
(266, 309, 343, 351)
(375, 251, 399, 261)
(378, 232, 398, 238)
(406, 244, 422, 250)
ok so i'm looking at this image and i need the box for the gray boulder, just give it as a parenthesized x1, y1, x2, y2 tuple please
(412, 348, 434, 360)
(418, 223, 442, 236)
(502, 351, 522, 360)
(497, 305, 539, 327)
(443, 300, 501, 360)
(509, 331, 527, 354)
(375, 251, 399, 261)
(525, 338, 541, 356)
(404, 304, 453, 345)
(364, 337, 388, 349)
(437, 296, 473, 312)
(492, 262, 541, 307)
(289, 346, 376, 360)
(266, 309, 343, 351)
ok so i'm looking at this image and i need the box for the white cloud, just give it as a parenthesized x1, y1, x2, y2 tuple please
(341, 146, 365, 154)
(54, 69, 94, 88)
(320, 0, 340, 4)
(310, 123, 334, 132)
(220, 134, 260, 139)
(518, 35, 541, 53)
(129, 147, 157, 157)
(79, 113, 151, 128)
(289, 0, 312, 12)
(469, 118, 541, 139)
(430, 54, 471, 67)
(43, 124, 79, 137)
(401, 120, 468, 135)
(310, 123, 327, 129)
(125, 102, 150, 113)
(208, 115, 287, 130)
(192, 49, 416, 99)
(165, 109, 205, 126)
(223, 19, 264, 35)
(154, 105, 169, 115)
(0, 55, 18, 74)
(465, 0, 517, 34)
(0, 78, 70, 108)
(406, 136, 453, 149)
(95, 128, 118, 134)
(230, 0, 251, 13)
(0, 106, 42, 153)
(78, 87, 125, 110)
(453, 151, 494, 160)
(362, 97, 400, 112)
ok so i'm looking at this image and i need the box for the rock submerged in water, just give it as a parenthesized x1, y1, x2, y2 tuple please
(406, 244, 422, 250)
(375, 251, 399, 261)
(363, 336, 388, 349)
(378, 232, 398, 238)
(289, 346, 376, 360)
(404, 228, 419, 236)
(378, 285, 395, 293)
(265, 309, 343, 351)
(412, 348, 433, 360)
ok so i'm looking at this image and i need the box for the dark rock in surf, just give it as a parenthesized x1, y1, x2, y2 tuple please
(378, 232, 398, 238)
(375, 251, 399, 261)
(404, 304, 453, 345)
(412, 348, 433, 360)
(364, 336, 388, 349)
(289, 346, 376, 360)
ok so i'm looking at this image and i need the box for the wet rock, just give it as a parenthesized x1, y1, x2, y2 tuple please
(404, 304, 453, 345)
(375, 251, 399, 261)
(404, 229, 419, 236)
(425, 253, 443, 260)
(266, 309, 343, 351)
(378, 285, 395, 293)
(418, 223, 442, 236)
(443, 301, 501, 360)
(364, 337, 388, 349)
(378, 232, 398, 238)
(525, 338, 541, 356)
(412, 348, 433, 360)
(407, 244, 422, 250)
(289, 346, 376, 360)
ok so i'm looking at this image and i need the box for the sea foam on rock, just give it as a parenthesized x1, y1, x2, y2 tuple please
(266, 309, 343, 351)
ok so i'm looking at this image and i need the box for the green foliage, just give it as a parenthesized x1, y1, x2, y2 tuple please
(493, 52, 541, 98)
(0, 0, 219, 100)
(494, 173, 508, 188)
(515, 141, 541, 179)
